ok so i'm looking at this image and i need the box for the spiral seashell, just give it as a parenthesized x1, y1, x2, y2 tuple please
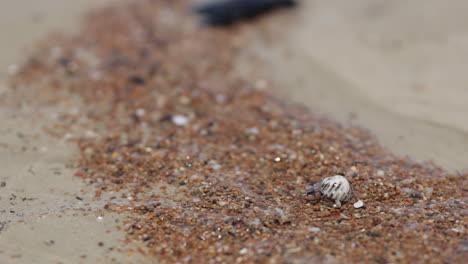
(311, 175, 354, 208)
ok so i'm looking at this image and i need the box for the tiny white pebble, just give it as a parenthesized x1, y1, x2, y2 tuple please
(179, 96, 190, 105)
(84, 130, 98, 138)
(211, 164, 222, 170)
(274, 157, 281, 162)
(354, 200, 365, 208)
(215, 94, 227, 104)
(63, 133, 73, 140)
(292, 129, 302, 135)
(135, 108, 145, 117)
(89, 70, 102, 80)
(172, 115, 189, 126)
(239, 248, 248, 255)
(251, 218, 261, 226)
(245, 127, 259, 135)
(97, 216, 103, 221)
(308, 227, 321, 233)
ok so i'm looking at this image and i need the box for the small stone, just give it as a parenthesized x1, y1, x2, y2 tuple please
(251, 218, 261, 226)
(308, 227, 320, 233)
(135, 108, 146, 117)
(84, 130, 98, 138)
(376, 170, 385, 177)
(354, 200, 365, 209)
(179, 96, 190, 105)
(245, 127, 259, 135)
(172, 115, 189, 126)
(215, 94, 227, 104)
(84, 147, 94, 155)
(340, 213, 350, 219)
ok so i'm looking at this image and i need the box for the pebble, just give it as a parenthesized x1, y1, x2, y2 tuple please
(172, 115, 189, 126)
(245, 127, 259, 135)
(308, 227, 321, 233)
(354, 200, 365, 208)
(135, 108, 146, 117)
(239, 248, 248, 255)
(376, 170, 385, 177)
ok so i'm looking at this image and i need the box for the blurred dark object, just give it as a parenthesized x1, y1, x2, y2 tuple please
(194, 0, 296, 26)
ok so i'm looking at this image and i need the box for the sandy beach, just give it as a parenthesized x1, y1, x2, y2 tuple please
(240, 0, 468, 171)
(0, 0, 466, 263)
(0, 1, 140, 263)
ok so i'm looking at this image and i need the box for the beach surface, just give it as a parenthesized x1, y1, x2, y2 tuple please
(0, 1, 141, 263)
(241, 0, 468, 171)
(0, 0, 466, 263)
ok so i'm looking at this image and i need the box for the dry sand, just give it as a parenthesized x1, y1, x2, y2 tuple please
(0, 0, 466, 263)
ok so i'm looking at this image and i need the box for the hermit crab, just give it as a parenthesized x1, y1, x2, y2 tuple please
(307, 175, 364, 208)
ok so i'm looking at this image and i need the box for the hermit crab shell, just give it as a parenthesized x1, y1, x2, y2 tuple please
(319, 175, 354, 207)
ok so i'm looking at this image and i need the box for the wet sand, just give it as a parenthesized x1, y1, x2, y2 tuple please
(0, 1, 140, 263)
(242, 0, 468, 171)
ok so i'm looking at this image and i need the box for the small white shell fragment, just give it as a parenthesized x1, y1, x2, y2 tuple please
(353, 200, 365, 208)
(245, 127, 259, 135)
(308, 227, 321, 233)
(172, 115, 189, 126)
(135, 108, 146, 117)
(320, 175, 354, 208)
